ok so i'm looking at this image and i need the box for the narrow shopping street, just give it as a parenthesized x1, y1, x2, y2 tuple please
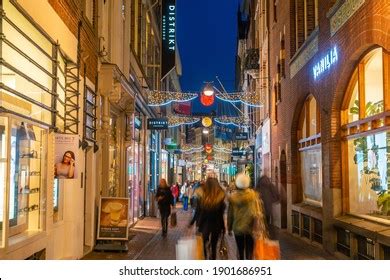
(83, 204, 333, 260)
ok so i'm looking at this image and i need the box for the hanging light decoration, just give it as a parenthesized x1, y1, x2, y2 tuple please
(203, 83, 215, 97)
(200, 92, 215, 107)
(202, 117, 213, 127)
(214, 116, 250, 127)
(204, 144, 213, 154)
(215, 91, 262, 107)
(168, 116, 200, 127)
(147, 90, 198, 106)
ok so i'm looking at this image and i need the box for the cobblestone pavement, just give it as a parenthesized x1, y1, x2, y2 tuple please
(83, 204, 334, 260)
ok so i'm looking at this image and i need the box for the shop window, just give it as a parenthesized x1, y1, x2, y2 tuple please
(84, 87, 97, 141)
(336, 228, 351, 257)
(364, 49, 384, 117)
(356, 235, 375, 260)
(298, 96, 322, 205)
(342, 48, 390, 222)
(0, 118, 47, 238)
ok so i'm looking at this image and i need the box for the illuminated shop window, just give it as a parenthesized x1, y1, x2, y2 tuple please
(0, 117, 48, 237)
(298, 95, 322, 206)
(342, 48, 390, 221)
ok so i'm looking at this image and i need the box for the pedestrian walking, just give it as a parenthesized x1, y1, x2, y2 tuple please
(156, 178, 174, 237)
(228, 173, 264, 260)
(255, 175, 280, 240)
(171, 183, 179, 207)
(189, 178, 225, 260)
(182, 182, 190, 211)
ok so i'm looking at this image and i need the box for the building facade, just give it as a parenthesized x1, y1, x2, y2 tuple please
(264, 0, 389, 259)
(0, 0, 179, 260)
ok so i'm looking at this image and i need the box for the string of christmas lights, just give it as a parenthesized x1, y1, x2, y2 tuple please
(179, 145, 203, 154)
(215, 91, 263, 107)
(214, 116, 250, 127)
(168, 116, 200, 127)
(147, 90, 198, 106)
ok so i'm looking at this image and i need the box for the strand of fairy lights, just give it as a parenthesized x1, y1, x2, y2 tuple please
(147, 90, 198, 106)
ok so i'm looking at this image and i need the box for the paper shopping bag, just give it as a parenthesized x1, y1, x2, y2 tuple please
(253, 238, 280, 260)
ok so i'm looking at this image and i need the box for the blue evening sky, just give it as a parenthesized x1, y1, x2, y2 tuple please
(176, 0, 240, 114)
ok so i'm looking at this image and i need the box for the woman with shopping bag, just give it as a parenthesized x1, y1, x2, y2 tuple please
(228, 173, 261, 260)
(252, 177, 281, 260)
(189, 178, 225, 260)
(156, 178, 174, 237)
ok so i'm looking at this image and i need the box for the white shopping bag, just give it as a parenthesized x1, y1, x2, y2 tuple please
(176, 237, 197, 260)
(176, 234, 205, 260)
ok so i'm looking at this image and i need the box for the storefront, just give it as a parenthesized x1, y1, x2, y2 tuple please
(0, 0, 88, 259)
(335, 47, 390, 259)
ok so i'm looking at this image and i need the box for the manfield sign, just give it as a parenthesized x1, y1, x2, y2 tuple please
(162, 0, 176, 79)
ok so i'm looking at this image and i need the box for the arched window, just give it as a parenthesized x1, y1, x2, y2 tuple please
(298, 95, 322, 205)
(342, 47, 390, 220)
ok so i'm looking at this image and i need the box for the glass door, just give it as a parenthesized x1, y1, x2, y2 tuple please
(126, 146, 134, 225)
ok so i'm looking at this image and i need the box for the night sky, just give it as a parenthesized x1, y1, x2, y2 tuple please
(176, 0, 240, 114)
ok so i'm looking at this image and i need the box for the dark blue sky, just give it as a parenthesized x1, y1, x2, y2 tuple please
(176, 0, 240, 114)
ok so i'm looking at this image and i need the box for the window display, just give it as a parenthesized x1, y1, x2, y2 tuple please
(0, 117, 47, 240)
(342, 47, 389, 222)
(348, 131, 390, 219)
(9, 119, 46, 236)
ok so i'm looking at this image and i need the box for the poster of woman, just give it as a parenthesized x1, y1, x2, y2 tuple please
(54, 134, 78, 179)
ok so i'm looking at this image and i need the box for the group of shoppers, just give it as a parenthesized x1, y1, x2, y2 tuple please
(155, 173, 279, 259)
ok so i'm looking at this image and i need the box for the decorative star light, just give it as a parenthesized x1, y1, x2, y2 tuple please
(216, 91, 263, 107)
(147, 90, 198, 106)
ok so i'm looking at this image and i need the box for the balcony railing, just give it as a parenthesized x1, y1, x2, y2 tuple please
(244, 48, 259, 78)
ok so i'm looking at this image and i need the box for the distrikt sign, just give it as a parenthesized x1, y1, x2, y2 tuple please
(161, 0, 176, 79)
(313, 46, 338, 79)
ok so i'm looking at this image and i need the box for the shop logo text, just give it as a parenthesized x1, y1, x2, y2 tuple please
(313, 46, 338, 79)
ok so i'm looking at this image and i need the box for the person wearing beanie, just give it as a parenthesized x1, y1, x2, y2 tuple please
(228, 173, 262, 260)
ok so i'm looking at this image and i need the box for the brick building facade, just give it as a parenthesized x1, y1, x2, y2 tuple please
(266, 0, 390, 259)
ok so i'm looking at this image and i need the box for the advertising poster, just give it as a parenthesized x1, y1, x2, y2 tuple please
(54, 133, 79, 179)
(97, 197, 129, 240)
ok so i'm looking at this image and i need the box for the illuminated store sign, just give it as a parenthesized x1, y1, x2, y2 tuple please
(162, 0, 176, 79)
(147, 118, 168, 130)
(313, 46, 338, 79)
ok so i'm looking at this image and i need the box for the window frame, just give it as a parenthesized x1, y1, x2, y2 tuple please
(341, 47, 390, 219)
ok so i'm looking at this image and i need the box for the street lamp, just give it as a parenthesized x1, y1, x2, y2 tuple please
(202, 128, 209, 134)
(203, 83, 214, 96)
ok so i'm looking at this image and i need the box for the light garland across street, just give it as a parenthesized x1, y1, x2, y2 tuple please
(147, 90, 198, 106)
(214, 116, 250, 127)
(215, 91, 263, 107)
(168, 116, 200, 127)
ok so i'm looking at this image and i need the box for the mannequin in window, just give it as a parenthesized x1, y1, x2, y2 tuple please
(55, 151, 75, 179)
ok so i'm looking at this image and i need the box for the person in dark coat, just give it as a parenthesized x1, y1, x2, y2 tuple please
(156, 178, 174, 236)
(189, 178, 225, 260)
(255, 175, 280, 239)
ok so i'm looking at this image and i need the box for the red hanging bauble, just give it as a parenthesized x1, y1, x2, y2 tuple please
(200, 92, 215, 107)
